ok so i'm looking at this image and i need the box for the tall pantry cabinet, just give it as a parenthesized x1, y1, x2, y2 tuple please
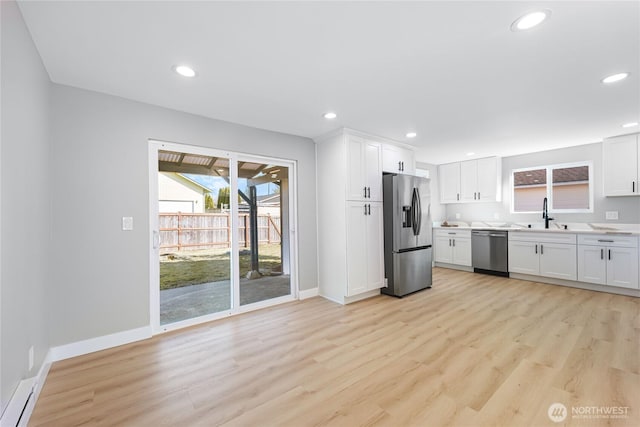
(315, 129, 385, 304)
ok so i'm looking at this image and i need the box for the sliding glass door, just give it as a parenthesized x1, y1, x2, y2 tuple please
(149, 141, 296, 332)
(236, 159, 291, 306)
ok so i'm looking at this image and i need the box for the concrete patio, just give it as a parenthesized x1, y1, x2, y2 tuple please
(160, 275, 291, 325)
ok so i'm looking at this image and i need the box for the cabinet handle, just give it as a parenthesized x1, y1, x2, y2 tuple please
(608, 249, 611, 260)
(634, 181, 636, 193)
(535, 244, 538, 254)
(402, 161, 404, 171)
(457, 193, 460, 201)
(367, 187, 370, 198)
(474, 192, 476, 200)
(398, 161, 402, 171)
(367, 204, 371, 215)
(449, 239, 452, 246)
(478, 192, 480, 199)
(452, 239, 455, 247)
(601, 248, 604, 260)
(363, 186, 367, 198)
(540, 244, 543, 255)
(597, 239, 614, 243)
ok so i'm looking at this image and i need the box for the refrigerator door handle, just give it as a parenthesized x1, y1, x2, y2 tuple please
(411, 187, 421, 236)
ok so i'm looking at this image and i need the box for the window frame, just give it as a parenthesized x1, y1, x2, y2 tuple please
(510, 161, 594, 214)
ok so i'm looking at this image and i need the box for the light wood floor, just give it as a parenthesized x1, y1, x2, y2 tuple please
(30, 268, 640, 426)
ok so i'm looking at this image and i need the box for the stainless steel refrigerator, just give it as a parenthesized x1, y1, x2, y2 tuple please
(381, 173, 432, 297)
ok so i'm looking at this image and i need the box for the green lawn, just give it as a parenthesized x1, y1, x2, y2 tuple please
(159, 244, 282, 290)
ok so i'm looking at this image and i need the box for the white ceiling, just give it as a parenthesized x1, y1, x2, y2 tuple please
(17, 1, 640, 164)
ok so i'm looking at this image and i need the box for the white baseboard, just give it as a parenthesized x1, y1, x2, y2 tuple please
(298, 287, 319, 300)
(49, 326, 152, 362)
(1, 349, 52, 427)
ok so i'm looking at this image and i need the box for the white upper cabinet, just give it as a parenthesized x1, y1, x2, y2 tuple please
(439, 157, 501, 203)
(382, 144, 415, 175)
(439, 162, 461, 203)
(476, 157, 500, 201)
(603, 133, 640, 196)
(346, 135, 382, 201)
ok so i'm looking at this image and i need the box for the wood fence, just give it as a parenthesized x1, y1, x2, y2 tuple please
(159, 213, 281, 251)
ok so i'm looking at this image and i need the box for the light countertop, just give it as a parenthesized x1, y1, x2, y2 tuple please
(433, 221, 640, 235)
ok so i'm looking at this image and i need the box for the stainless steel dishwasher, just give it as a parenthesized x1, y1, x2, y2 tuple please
(471, 230, 509, 277)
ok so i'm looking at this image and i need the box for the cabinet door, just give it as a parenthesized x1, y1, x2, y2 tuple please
(399, 148, 415, 175)
(539, 243, 577, 280)
(365, 141, 383, 201)
(459, 160, 478, 202)
(476, 157, 499, 201)
(434, 236, 453, 263)
(346, 202, 368, 296)
(606, 246, 639, 289)
(577, 245, 606, 285)
(452, 238, 472, 267)
(346, 136, 366, 201)
(366, 202, 385, 290)
(382, 145, 402, 173)
(439, 162, 461, 203)
(603, 134, 638, 196)
(508, 240, 539, 275)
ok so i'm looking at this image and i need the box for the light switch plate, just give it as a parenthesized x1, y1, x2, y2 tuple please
(122, 216, 134, 230)
(605, 211, 618, 220)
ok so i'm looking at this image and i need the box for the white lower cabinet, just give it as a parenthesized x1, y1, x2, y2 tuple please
(577, 235, 639, 289)
(434, 229, 471, 267)
(346, 201, 384, 296)
(508, 232, 577, 280)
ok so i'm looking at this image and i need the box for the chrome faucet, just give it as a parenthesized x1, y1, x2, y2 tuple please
(542, 197, 554, 229)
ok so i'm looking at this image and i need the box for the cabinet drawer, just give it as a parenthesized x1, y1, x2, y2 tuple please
(577, 234, 638, 248)
(508, 231, 576, 244)
(434, 229, 471, 239)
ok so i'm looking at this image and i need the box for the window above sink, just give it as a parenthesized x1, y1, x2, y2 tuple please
(511, 161, 594, 214)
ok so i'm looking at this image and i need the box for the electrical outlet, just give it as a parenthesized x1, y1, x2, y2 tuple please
(28, 346, 34, 371)
(455, 213, 461, 219)
(605, 211, 619, 220)
(122, 216, 134, 230)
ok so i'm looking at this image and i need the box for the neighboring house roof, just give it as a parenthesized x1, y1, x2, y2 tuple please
(515, 166, 588, 187)
(239, 193, 281, 208)
(552, 166, 589, 184)
(257, 193, 280, 205)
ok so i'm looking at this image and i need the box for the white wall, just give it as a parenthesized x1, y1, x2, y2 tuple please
(440, 143, 640, 224)
(49, 83, 318, 347)
(416, 161, 444, 224)
(0, 0, 51, 412)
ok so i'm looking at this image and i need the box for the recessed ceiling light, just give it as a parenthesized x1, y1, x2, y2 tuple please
(174, 65, 196, 78)
(511, 10, 551, 31)
(406, 132, 417, 138)
(323, 112, 337, 119)
(466, 152, 475, 156)
(602, 72, 629, 84)
(622, 122, 639, 128)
